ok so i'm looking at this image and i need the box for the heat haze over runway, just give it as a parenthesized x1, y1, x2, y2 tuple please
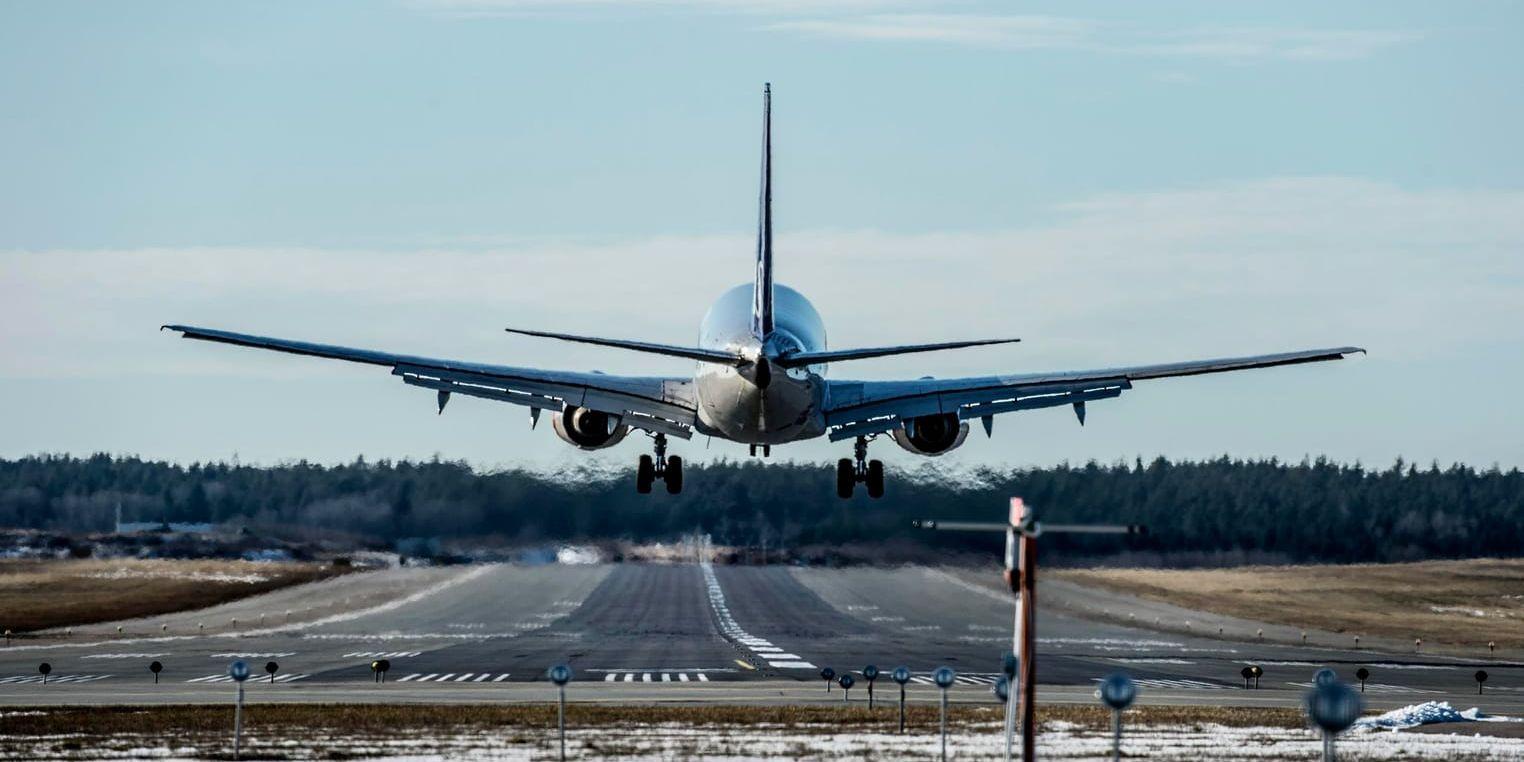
(2, 562, 1521, 711)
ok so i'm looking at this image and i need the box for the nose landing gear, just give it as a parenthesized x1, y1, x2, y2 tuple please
(636, 433, 683, 494)
(836, 435, 885, 499)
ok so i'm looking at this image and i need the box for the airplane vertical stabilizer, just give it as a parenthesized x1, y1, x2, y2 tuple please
(751, 83, 775, 340)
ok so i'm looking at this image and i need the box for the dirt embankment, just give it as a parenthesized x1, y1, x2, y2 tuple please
(0, 558, 350, 633)
(1054, 558, 1524, 648)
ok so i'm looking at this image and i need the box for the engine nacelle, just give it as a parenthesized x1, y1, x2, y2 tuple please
(552, 406, 630, 450)
(891, 413, 968, 456)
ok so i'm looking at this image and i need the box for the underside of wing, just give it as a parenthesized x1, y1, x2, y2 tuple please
(824, 346, 1364, 441)
(162, 325, 698, 439)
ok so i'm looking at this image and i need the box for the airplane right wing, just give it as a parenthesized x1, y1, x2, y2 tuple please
(823, 346, 1364, 441)
(161, 325, 698, 439)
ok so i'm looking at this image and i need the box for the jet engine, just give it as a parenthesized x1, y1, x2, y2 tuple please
(891, 413, 968, 456)
(552, 406, 630, 450)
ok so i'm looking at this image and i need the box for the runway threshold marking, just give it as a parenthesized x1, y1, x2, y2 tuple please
(0, 674, 111, 684)
(1288, 681, 1436, 694)
(735, 660, 756, 670)
(395, 673, 510, 683)
(185, 673, 309, 683)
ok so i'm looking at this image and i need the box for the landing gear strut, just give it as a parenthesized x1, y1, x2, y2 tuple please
(636, 433, 683, 495)
(836, 435, 885, 499)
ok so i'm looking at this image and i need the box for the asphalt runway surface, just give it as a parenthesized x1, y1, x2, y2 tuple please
(4, 562, 1523, 712)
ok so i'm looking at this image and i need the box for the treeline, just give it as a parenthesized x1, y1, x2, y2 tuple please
(1, 454, 1520, 564)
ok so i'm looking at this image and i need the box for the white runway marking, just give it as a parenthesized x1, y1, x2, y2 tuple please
(700, 562, 816, 670)
(1090, 677, 1226, 690)
(211, 652, 295, 658)
(343, 651, 422, 659)
(1289, 681, 1437, 694)
(82, 653, 167, 659)
(185, 673, 307, 683)
(0, 674, 111, 684)
(394, 673, 510, 683)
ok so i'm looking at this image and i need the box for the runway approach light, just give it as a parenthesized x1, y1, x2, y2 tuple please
(265, 661, 279, 684)
(994, 676, 1009, 703)
(38, 662, 51, 685)
(933, 667, 956, 762)
(371, 659, 391, 684)
(1476, 670, 1489, 694)
(863, 665, 880, 709)
(838, 673, 855, 703)
(1305, 679, 1362, 762)
(150, 661, 163, 684)
(1313, 668, 1338, 688)
(892, 667, 912, 733)
(1096, 673, 1138, 762)
(1355, 668, 1369, 693)
(820, 666, 836, 693)
(228, 661, 250, 760)
(548, 665, 572, 762)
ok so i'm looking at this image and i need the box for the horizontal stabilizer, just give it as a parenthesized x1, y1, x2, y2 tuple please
(775, 337, 1020, 368)
(505, 327, 744, 366)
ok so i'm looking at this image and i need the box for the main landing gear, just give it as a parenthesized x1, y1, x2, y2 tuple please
(837, 435, 884, 499)
(636, 433, 683, 495)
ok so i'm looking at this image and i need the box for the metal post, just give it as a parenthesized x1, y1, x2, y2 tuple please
(1017, 530, 1037, 762)
(899, 684, 906, 733)
(1002, 504, 1020, 762)
(939, 686, 948, 762)
(558, 684, 566, 762)
(1111, 709, 1121, 762)
(233, 682, 244, 760)
(1322, 729, 1333, 762)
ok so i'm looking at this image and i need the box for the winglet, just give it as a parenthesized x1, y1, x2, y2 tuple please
(751, 82, 774, 341)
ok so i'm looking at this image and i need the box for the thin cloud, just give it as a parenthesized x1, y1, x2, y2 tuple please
(767, 15, 1420, 61)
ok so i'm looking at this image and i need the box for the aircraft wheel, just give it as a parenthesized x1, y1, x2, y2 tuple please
(636, 454, 655, 494)
(866, 459, 885, 499)
(836, 458, 855, 499)
(665, 455, 684, 494)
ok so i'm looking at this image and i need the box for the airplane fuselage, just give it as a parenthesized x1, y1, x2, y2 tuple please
(694, 283, 828, 444)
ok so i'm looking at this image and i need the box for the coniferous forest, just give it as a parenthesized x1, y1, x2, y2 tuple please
(1, 454, 1520, 564)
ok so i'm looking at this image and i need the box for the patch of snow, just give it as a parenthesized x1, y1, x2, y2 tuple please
(84, 569, 270, 584)
(556, 545, 602, 565)
(1355, 701, 1521, 730)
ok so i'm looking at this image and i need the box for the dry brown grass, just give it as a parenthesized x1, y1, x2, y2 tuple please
(0, 558, 347, 633)
(0, 702, 1307, 737)
(1054, 558, 1524, 648)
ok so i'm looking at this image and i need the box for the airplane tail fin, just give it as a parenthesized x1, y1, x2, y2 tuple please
(773, 338, 1022, 368)
(751, 82, 774, 341)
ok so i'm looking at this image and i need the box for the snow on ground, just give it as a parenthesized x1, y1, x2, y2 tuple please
(1355, 701, 1522, 731)
(83, 569, 270, 584)
(6, 720, 1524, 760)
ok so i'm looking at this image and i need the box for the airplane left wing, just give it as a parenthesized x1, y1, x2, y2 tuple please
(161, 325, 698, 439)
(823, 346, 1364, 441)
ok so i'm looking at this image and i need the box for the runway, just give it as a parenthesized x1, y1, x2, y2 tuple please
(3, 562, 1521, 711)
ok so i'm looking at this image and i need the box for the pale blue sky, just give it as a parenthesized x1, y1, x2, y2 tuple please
(2, 1, 1521, 471)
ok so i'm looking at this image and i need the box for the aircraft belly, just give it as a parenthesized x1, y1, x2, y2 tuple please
(696, 369, 824, 445)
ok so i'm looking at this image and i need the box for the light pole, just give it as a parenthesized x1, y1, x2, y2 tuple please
(839, 673, 855, 703)
(549, 664, 572, 762)
(892, 667, 911, 733)
(1096, 673, 1137, 762)
(863, 665, 879, 709)
(1306, 679, 1362, 762)
(933, 666, 956, 762)
(229, 660, 250, 760)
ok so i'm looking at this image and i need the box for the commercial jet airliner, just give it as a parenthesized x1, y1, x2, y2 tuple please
(164, 85, 1363, 499)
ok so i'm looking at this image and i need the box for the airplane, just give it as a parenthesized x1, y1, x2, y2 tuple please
(163, 84, 1364, 499)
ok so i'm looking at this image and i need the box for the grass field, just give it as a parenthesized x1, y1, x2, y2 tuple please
(1054, 558, 1524, 648)
(0, 558, 348, 633)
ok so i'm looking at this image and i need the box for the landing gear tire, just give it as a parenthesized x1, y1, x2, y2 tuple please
(836, 458, 855, 499)
(665, 455, 684, 494)
(636, 454, 655, 494)
(866, 459, 885, 499)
